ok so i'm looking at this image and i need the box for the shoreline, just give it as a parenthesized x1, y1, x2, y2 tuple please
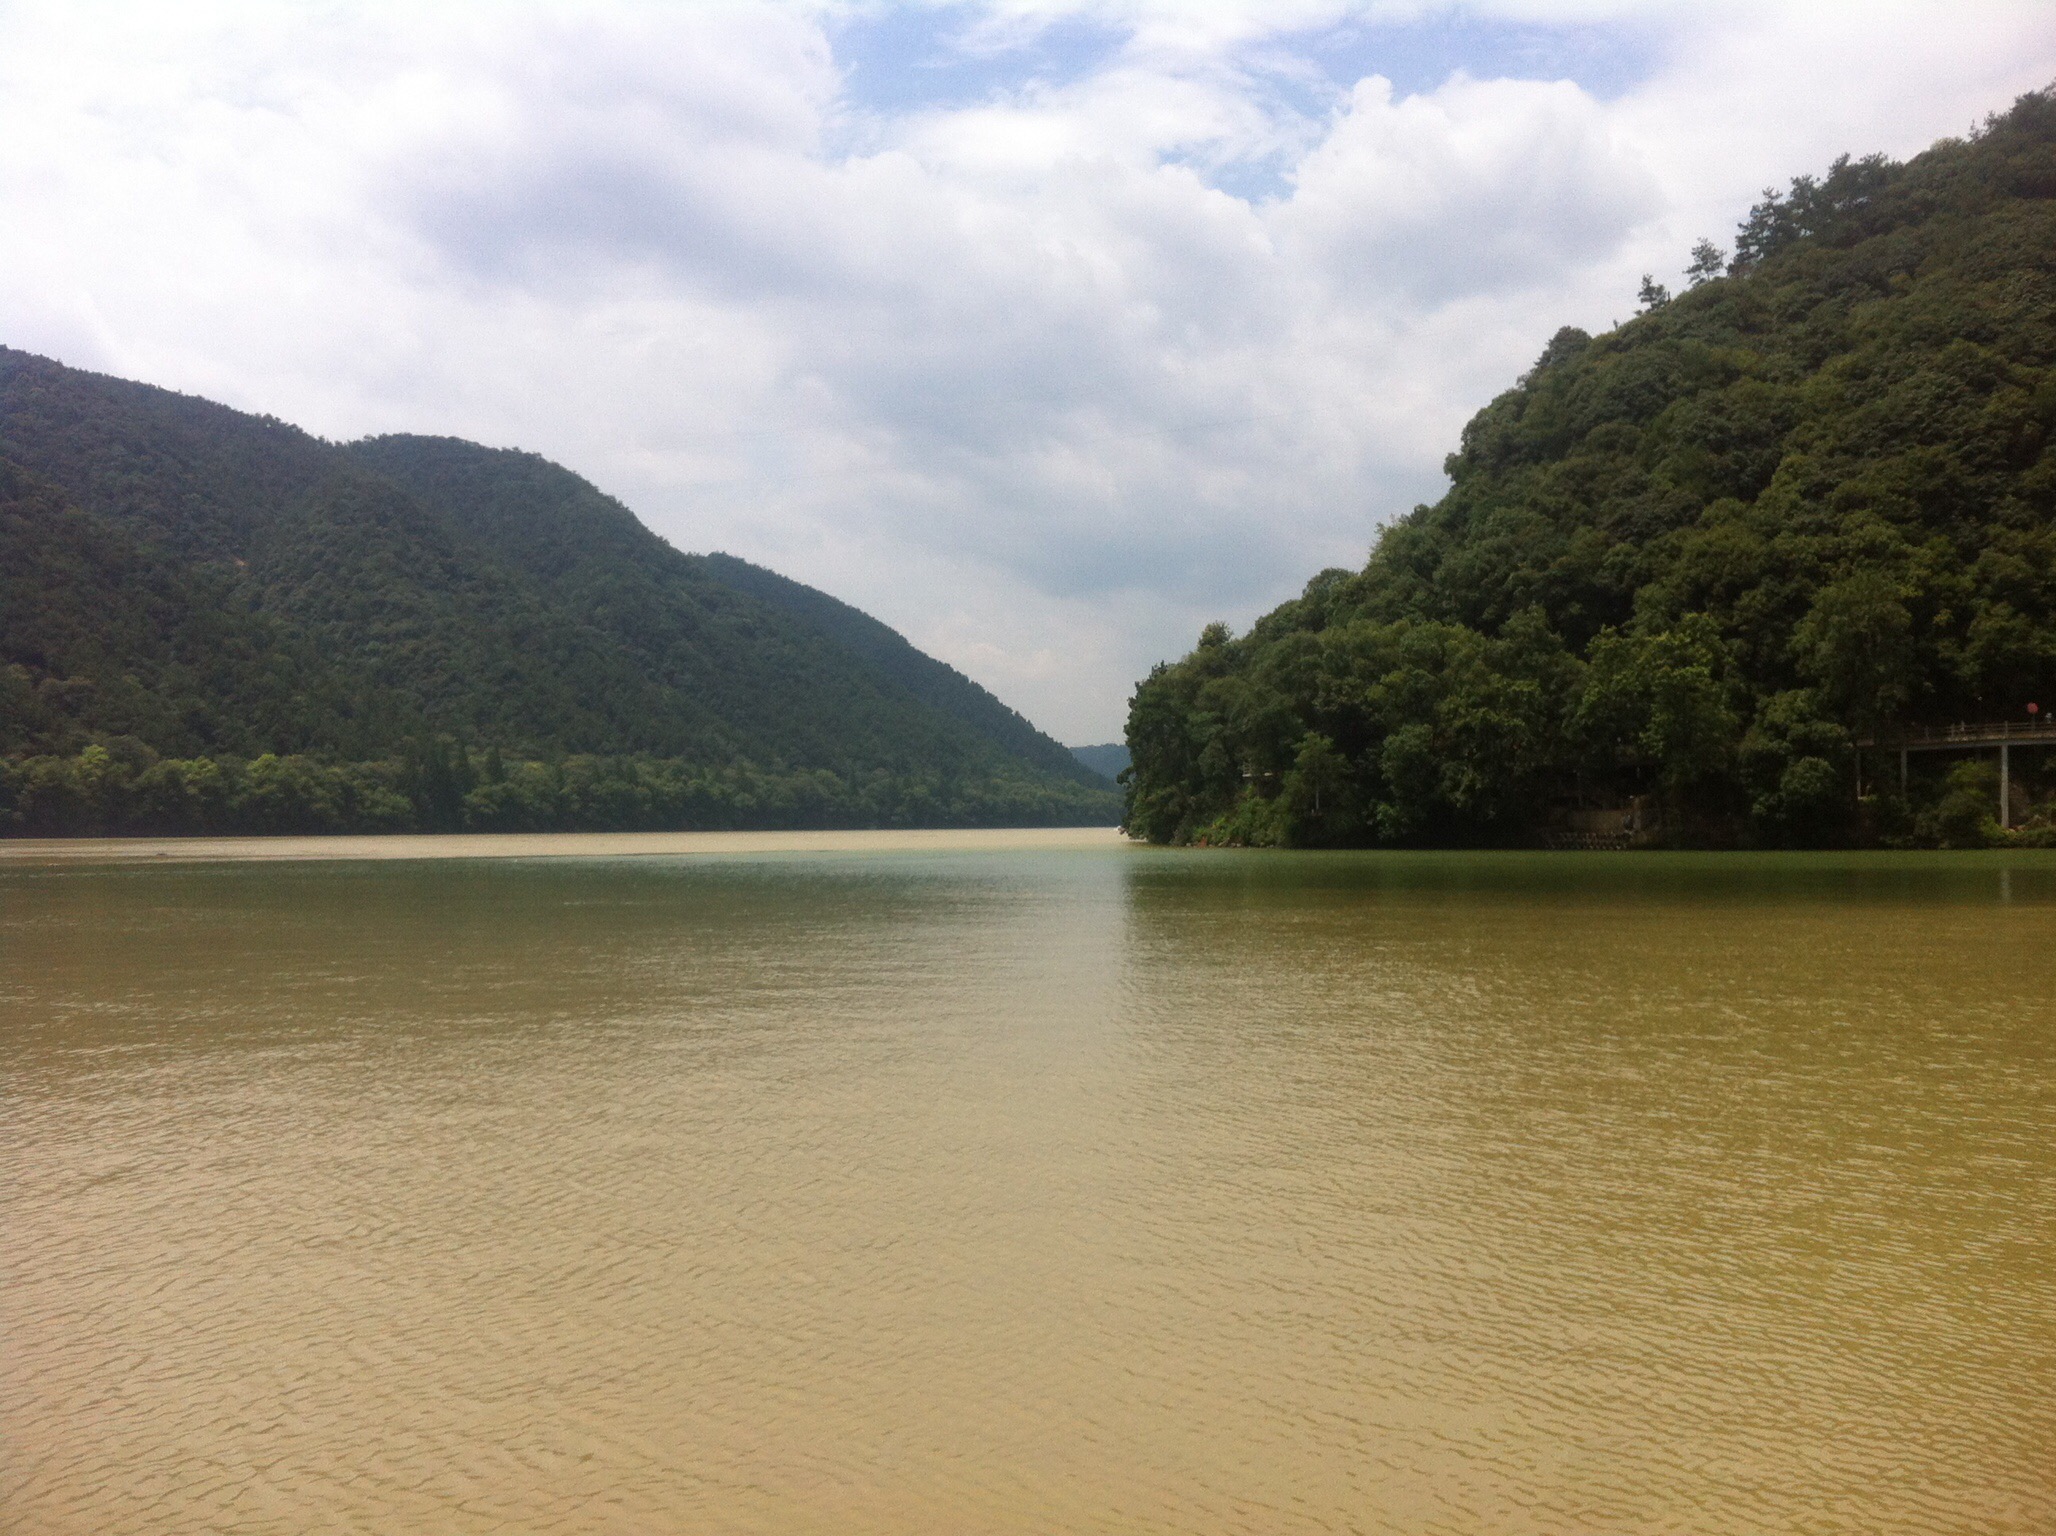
(0, 825, 1133, 865)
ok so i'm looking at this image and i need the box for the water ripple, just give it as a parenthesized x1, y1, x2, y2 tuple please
(3, 847, 2053, 1533)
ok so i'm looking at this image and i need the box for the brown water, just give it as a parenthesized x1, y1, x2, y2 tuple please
(3, 834, 2053, 1534)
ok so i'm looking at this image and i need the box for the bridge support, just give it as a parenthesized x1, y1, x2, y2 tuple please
(1860, 722, 2056, 824)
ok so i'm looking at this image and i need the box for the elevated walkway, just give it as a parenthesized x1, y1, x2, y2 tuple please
(1857, 720, 2056, 751)
(1856, 720, 2056, 828)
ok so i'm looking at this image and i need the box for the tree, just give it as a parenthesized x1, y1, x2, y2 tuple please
(1739, 690, 1853, 845)
(1686, 239, 1725, 285)
(1282, 731, 1351, 844)
(1573, 620, 1738, 811)
(1637, 274, 1671, 312)
(1793, 572, 1918, 733)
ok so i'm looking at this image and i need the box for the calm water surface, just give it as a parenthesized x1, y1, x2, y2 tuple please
(3, 833, 2053, 1534)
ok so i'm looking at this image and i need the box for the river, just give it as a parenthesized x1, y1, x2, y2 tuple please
(3, 832, 2052, 1533)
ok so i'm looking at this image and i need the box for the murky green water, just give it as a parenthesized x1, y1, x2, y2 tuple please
(3, 834, 2053, 1534)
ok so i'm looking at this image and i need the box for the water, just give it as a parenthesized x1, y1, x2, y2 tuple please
(3, 832, 2053, 1534)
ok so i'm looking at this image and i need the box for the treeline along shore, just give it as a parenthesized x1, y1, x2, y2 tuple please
(0, 744, 1107, 838)
(1123, 88, 2056, 851)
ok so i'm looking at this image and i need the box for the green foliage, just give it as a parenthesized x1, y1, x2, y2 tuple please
(0, 460, 393, 759)
(1730, 153, 1897, 272)
(0, 362, 1118, 834)
(1739, 690, 1854, 846)
(1792, 570, 1917, 729)
(1125, 88, 2056, 848)
(1571, 618, 1738, 803)
(1920, 760, 2003, 849)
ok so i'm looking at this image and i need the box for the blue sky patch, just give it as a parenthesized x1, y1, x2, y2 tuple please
(830, 5, 1664, 119)
(829, 4, 1129, 116)
(827, 5, 1665, 199)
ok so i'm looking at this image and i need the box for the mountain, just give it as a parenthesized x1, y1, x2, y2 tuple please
(0, 351, 1118, 833)
(1125, 87, 2056, 850)
(1069, 743, 1130, 782)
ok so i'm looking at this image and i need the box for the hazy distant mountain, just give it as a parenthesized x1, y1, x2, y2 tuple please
(0, 349, 1118, 833)
(1069, 743, 1130, 782)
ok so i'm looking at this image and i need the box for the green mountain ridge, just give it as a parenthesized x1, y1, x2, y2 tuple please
(0, 351, 1117, 834)
(1125, 87, 2056, 850)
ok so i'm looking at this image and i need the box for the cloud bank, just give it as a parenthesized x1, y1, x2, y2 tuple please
(1, 1, 2050, 740)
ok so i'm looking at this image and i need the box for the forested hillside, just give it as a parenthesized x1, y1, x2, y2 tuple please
(0, 355, 1117, 834)
(1126, 88, 2056, 849)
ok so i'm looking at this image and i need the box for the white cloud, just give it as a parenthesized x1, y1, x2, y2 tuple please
(0, 1, 2050, 741)
(1279, 72, 1662, 304)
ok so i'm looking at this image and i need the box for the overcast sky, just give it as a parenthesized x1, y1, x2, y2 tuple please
(2, 2, 2051, 742)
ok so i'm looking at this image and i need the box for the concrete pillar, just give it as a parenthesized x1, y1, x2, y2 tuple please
(1900, 748, 1908, 791)
(2000, 741, 2010, 829)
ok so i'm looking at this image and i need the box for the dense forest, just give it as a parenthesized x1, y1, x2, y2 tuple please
(1124, 87, 2056, 850)
(0, 358, 1118, 834)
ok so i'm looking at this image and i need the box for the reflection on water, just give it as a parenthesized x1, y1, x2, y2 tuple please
(3, 841, 2053, 1534)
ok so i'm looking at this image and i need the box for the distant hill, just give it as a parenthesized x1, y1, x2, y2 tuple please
(0, 352, 1118, 833)
(1126, 87, 2056, 850)
(1069, 743, 1130, 782)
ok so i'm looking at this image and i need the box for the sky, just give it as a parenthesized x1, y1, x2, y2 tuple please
(2, 3, 2052, 743)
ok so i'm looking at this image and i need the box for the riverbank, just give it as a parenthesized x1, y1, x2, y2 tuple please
(0, 825, 1132, 865)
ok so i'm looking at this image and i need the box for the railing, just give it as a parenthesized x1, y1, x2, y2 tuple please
(1858, 720, 2056, 748)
